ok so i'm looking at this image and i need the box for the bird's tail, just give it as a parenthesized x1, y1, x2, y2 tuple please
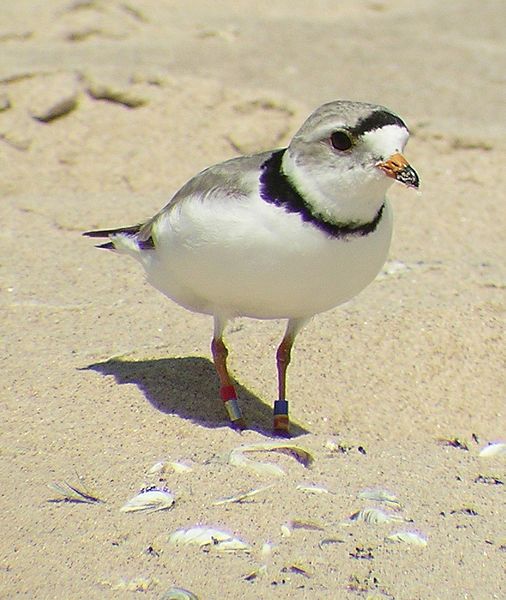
(83, 224, 154, 253)
(83, 224, 142, 245)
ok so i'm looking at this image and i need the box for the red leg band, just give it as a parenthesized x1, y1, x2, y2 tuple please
(220, 385, 237, 401)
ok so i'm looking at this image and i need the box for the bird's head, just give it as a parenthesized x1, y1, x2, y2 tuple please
(282, 101, 419, 225)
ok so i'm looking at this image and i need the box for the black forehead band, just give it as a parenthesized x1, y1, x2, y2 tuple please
(349, 110, 408, 137)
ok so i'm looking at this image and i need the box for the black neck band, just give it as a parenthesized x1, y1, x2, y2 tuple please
(259, 149, 384, 239)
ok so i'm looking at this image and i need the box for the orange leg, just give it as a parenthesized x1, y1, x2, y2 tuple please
(273, 318, 307, 436)
(211, 318, 245, 430)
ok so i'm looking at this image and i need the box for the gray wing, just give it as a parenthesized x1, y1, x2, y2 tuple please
(165, 150, 276, 209)
(139, 149, 279, 237)
(84, 149, 281, 247)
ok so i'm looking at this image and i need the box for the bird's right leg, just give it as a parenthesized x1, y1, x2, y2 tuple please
(211, 316, 246, 430)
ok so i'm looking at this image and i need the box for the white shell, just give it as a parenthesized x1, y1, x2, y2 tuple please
(168, 461, 194, 473)
(386, 530, 428, 546)
(377, 259, 411, 279)
(229, 442, 314, 478)
(168, 526, 251, 553)
(479, 442, 506, 457)
(146, 461, 165, 475)
(146, 460, 193, 475)
(284, 518, 325, 533)
(296, 484, 332, 495)
(243, 565, 267, 581)
(357, 488, 401, 508)
(120, 487, 175, 513)
(107, 576, 156, 592)
(212, 484, 274, 505)
(261, 541, 275, 559)
(160, 587, 198, 600)
(350, 508, 405, 525)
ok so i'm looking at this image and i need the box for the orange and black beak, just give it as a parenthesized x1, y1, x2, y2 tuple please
(377, 153, 419, 189)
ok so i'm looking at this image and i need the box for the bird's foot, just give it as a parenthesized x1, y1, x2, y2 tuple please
(231, 417, 247, 431)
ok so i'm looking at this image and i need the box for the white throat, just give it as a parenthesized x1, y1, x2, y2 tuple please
(281, 149, 390, 226)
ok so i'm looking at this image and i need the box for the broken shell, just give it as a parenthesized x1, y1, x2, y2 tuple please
(106, 576, 157, 591)
(243, 565, 267, 581)
(479, 442, 506, 457)
(319, 538, 345, 549)
(146, 461, 166, 475)
(230, 450, 284, 477)
(438, 437, 469, 451)
(357, 488, 401, 509)
(167, 461, 193, 473)
(291, 518, 325, 531)
(282, 519, 325, 536)
(212, 484, 274, 506)
(168, 526, 251, 553)
(161, 587, 199, 600)
(386, 531, 428, 546)
(296, 484, 332, 495)
(350, 507, 405, 525)
(120, 487, 175, 513)
(229, 441, 314, 477)
(282, 563, 312, 578)
(261, 541, 274, 559)
(146, 460, 193, 475)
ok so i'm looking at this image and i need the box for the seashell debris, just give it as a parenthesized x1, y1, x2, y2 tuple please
(229, 441, 314, 477)
(296, 484, 332, 495)
(281, 518, 325, 537)
(479, 442, 506, 457)
(243, 565, 267, 581)
(386, 530, 428, 546)
(146, 460, 193, 475)
(120, 486, 175, 513)
(350, 507, 405, 525)
(357, 488, 401, 509)
(212, 484, 274, 505)
(168, 526, 251, 553)
(160, 587, 199, 600)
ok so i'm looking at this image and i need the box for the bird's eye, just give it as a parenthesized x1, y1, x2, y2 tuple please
(330, 131, 352, 151)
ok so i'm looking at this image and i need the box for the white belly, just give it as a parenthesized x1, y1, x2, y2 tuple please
(138, 198, 393, 320)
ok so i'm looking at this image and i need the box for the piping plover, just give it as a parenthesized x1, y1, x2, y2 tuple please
(84, 100, 419, 434)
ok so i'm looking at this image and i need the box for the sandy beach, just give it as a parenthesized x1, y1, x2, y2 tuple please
(1, 1, 505, 598)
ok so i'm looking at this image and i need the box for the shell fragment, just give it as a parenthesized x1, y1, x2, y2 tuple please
(386, 530, 428, 546)
(296, 484, 332, 495)
(229, 442, 314, 477)
(479, 442, 506, 457)
(357, 488, 401, 509)
(146, 460, 193, 475)
(212, 484, 274, 505)
(160, 587, 198, 600)
(120, 487, 175, 513)
(168, 526, 251, 553)
(350, 508, 405, 525)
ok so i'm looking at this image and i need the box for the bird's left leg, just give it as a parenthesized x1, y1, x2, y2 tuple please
(273, 318, 308, 435)
(211, 316, 246, 430)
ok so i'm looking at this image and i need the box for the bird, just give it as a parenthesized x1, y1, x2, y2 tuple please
(84, 100, 419, 435)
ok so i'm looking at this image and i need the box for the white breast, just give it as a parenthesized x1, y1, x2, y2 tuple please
(136, 193, 393, 321)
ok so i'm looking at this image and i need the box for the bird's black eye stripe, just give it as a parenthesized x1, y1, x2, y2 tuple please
(330, 130, 352, 151)
(351, 110, 407, 137)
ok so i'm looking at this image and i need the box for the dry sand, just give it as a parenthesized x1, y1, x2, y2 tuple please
(1, 1, 505, 598)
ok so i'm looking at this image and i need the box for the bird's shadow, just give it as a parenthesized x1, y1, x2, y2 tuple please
(85, 356, 308, 437)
